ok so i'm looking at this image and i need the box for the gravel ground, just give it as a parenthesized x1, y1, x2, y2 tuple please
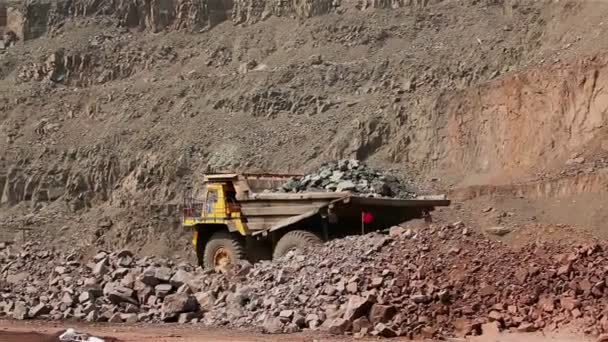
(0, 320, 592, 342)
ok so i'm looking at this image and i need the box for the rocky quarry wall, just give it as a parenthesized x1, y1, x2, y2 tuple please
(1, 0, 608, 249)
(2, 0, 210, 39)
(2, 0, 446, 40)
(0, 4, 6, 29)
(438, 56, 608, 185)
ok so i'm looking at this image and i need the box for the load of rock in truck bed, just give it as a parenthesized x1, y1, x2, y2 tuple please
(279, 160, 416, 198)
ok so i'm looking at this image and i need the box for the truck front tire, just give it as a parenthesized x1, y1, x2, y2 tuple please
(273, 230, 322, 259)
(203, 231, 246, 269)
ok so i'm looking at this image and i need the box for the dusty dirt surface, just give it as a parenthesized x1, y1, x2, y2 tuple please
(0, 321, 592, 342)
(0, 321, 317, 342)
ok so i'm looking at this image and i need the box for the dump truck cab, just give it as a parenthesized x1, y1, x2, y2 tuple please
(182, 174, 249, 269)
(183, 174, 247, 235)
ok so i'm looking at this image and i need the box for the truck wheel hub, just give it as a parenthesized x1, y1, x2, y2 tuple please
(213, 247, 231, 267)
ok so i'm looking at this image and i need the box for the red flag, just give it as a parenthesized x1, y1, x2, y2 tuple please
(361, 211, 373, 224)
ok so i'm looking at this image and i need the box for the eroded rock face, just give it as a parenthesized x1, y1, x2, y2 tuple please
(213, 89, 331, 118)
(231, 0, 336, 25)
(230, 0, 435, 25)
(6, 0, 436, 41)
(62, 0, 209, 32)
(7, 0, 210, 41)
(17, 37, 178, 86)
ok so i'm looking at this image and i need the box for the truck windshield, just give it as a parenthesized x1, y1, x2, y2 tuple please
(207, 190, 218, 204)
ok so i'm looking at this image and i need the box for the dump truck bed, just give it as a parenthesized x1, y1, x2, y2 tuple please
(238, 191, 450, 236)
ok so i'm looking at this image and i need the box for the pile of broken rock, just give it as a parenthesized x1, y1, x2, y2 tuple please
(2, 225, 608, 339)
(0, 246, 204, 324)
(280, 159, 416, 198)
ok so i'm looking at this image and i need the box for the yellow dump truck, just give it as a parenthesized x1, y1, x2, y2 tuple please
(182, 173, 450, 269)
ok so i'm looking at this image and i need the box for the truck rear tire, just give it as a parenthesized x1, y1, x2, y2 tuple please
(203, 231, 246, 269)
(273, 230, 322, 259)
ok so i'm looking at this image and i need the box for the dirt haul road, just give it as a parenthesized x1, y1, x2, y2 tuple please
(0, 321, 591, 342)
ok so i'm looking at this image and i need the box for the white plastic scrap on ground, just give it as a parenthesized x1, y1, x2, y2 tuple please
(59, 328, 105, 342)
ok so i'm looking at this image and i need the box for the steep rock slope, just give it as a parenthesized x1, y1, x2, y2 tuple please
(1, 0, 608, 253)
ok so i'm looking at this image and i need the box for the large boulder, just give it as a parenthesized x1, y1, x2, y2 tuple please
(12, 301, 28, 320)
(155, 267, 173, 283)
(170, 270, 193, 288)
(140, 267, 161, 286)
(194, 291, 216, 311)
(325, 318, 351, 334)
(155, 284, 173, 298)
(343, 295, 374, 321)
(369, 304, 396, 325)
(161, 293, 199, 321)
(262, 316, 284, 334)
(92, 259, 109, 276)
(103, 282, 138, 305)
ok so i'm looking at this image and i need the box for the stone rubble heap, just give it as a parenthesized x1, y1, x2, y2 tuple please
(0, 244, 211, 325)
(280, 159, 416, 198)
(2, 226, 608, 339)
